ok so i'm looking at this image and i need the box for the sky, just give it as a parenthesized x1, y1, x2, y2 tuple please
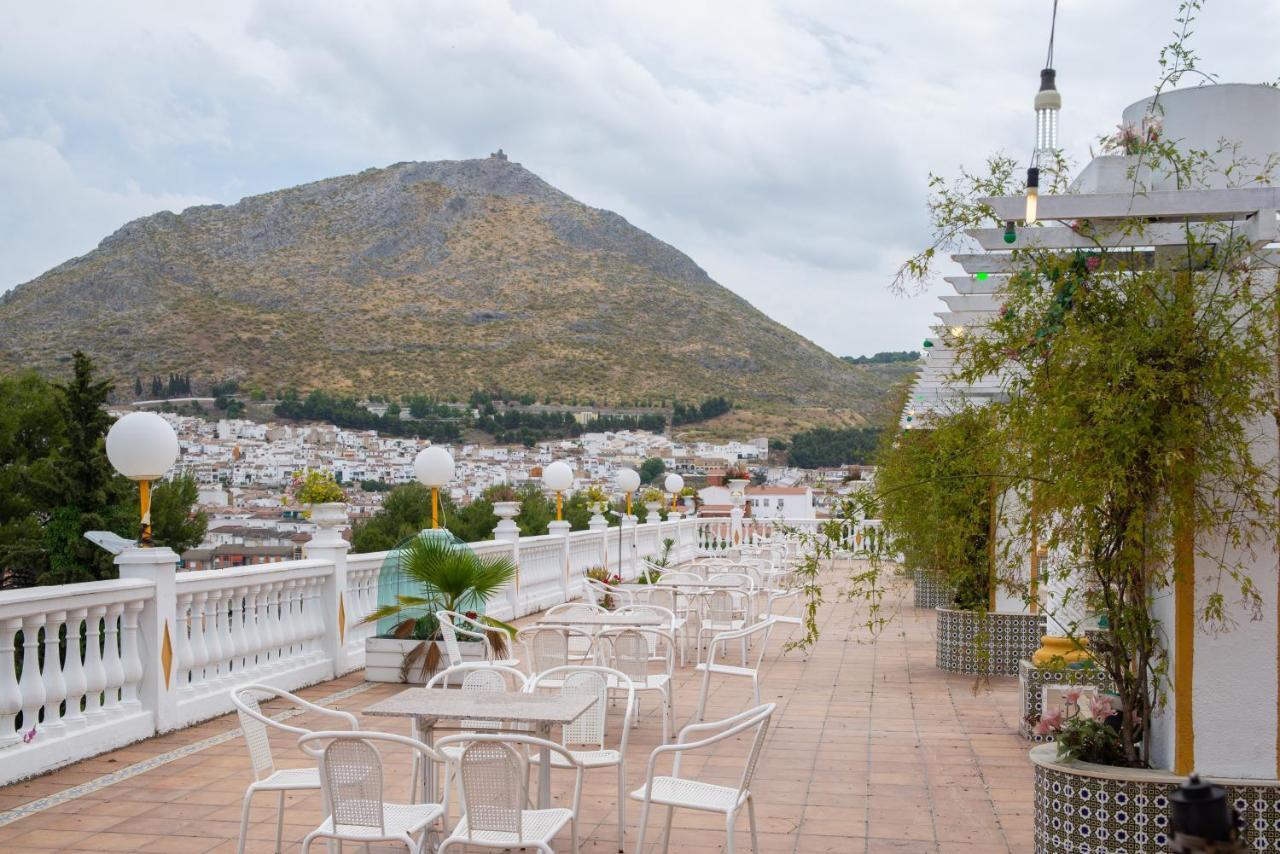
(2, 1, 1277, 357)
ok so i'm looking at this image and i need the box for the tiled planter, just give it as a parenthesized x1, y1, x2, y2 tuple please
(935, 608, 1046, 676)
(1032, 744, 1280, 852)
(1018, 659, 1116, 741)
(913, 569, 954, 609)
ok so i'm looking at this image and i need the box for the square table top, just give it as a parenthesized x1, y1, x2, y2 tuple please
(534, 612, 664, 627)
(657, 579, 741, 589)
(364, 687, 597, 725)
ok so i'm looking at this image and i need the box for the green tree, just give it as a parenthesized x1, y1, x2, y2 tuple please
(149, 474, 208, 553)
(351, 483, 432, 553)
(514, 484, 553, 536)
(639, 457, 665, 484)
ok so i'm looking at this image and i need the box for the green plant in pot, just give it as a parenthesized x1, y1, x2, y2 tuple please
(360, 530, 518, 680)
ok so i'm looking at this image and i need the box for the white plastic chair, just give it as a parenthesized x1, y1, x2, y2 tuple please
(599, 627, 676, 742)
(761, 588, 803, 625)
(630, 703, 775, 854)
(585, 577, 635, 610)
(696, 588, 751, 663)
(297, 731, 446, 853)
(542, 603, 606, 662)
(527, 665, 635, 852)
(517, 626, 596, 676)
(437, 610, 519, 669)
(616, 602, 689, 666)
(436, 733, 584, 854)
(230, 684, 358, 854)
(694, 619, 775, 722)
(419, 663, 529, 805)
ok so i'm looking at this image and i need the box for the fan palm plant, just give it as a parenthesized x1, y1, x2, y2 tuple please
(359, 533, 518, 679)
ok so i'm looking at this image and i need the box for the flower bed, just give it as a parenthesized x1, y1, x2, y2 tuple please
(1031, 744, 1280, 852)
(935, 608, 1045, 676)
(912, 569, 954, 609)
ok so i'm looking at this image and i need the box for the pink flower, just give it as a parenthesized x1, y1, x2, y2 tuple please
(1085, 255, 1101, 272)
(1034, 708, 1065, 736)
(1090, 696, 1115, 721)
(1063, 688, 1083, 706)
(22, 726, 36, 744)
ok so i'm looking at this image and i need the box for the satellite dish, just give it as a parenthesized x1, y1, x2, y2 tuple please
(84, 531, 137, 555)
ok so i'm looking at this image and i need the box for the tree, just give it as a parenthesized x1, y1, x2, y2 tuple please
(351, 484, 432, 553)
(133, 376, 143, 397)
(149, 474, 208, 553)
(639, 457, 666, 484)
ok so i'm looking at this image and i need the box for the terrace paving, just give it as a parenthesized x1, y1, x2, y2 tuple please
(0, 565, 1034, 852)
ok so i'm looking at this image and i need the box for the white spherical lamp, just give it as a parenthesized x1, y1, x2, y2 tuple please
(664, 473, 685, 510)
(542, 460, 574, 521)
(106, 412, 180, 546)
(414, 446, 455, 529)
(615, 467, 640, 516)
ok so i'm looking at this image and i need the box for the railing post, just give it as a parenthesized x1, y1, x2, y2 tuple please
(622, 516, 638, 580)
(548, 521, 572, 602)
(588, 515, 608, 570)
(493, 523, 523, 616)
(115, 547, 179, 733)
(304, 506, 351, 678)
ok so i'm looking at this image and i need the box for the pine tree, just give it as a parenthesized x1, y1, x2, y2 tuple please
(134, 376, 143, 397)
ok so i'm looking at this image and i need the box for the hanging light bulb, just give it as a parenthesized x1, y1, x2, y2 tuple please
(951, 326, 965, 339)
(1025, 167, 1040, 225)
(1003, 221, 1017, 244)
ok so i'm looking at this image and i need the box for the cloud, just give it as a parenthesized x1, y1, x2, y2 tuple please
(2, 0, 1278, 355)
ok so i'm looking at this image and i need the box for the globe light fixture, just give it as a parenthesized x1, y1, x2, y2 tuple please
(106, 412, 180, 546)
(615, 467, 641, 516)
(663, 472, 685, 510)
(414, 446, 455, 529)
(542, 460, 574, 521)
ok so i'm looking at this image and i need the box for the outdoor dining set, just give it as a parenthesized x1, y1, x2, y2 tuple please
(229, 542, 806, 854)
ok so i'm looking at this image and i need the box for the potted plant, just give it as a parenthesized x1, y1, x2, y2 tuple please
(290, 470, 347, 546)
(725, 465, 750, 498)
(680, 485, 698, 516)
(586, 566, 622, 609)
(361, 531, 517, 682)
(584, 484, 610, 516)
(484, 484, 521, 531)
(641, 487, 664, 516)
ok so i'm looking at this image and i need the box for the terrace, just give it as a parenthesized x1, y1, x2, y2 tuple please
(0, 510, 1033, 852)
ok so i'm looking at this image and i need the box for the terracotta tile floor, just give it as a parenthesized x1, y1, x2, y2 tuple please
(0, 565, 1035, 852)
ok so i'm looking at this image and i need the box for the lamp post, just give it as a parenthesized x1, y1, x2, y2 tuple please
(542, 461, 574, 522)
(615, 468, 640, 577)
(664, 473, 685, 511)
(414, 446, 455, 529)
(106, 412, 180, 546)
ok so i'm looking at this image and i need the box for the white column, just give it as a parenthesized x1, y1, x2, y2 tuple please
(115, 547, 180, 732)
(305, 506, 351, 678)
(493, 521, 523, 617)
(548, 520, 572, 601)
(588, 515, 608, 570)
(622, 516, 638, 580)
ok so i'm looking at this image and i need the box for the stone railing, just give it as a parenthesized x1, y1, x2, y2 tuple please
(694, 516, 884, 556)
(0, 512, 702, 785)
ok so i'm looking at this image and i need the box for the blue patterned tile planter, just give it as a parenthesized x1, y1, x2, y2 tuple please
(1019, 659, 1116, 741)
(913, 569, 954, 609)
(1031, 744, 1280, 852)
(935, 607, 1045, 677)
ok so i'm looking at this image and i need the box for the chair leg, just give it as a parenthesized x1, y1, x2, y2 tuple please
(747, 797, 760, 854)
(636, 797, 652, 854)
(659, 805, 675, 854)
(275, 790, 286, 853)
(752, 673, 760, 706)
(300, 831, 320, 854)
(237, 789, 254, 854)
(695, 666, 711, 722)
(571, 814, 580, 854)
(617, 765, 626, 853)
(725, 809, 738, 854)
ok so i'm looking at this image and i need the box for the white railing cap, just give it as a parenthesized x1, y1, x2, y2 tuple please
(0, 577, 155, 620)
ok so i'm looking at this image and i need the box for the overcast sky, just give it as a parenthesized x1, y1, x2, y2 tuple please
(2, 1, 1276, 356)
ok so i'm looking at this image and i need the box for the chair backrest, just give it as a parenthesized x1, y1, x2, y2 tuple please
(641, 586, 677, 612)
(601, 628, 673, 682)
(323, 737, 385, 833)
(545, 602, 604, 619)
(708, 618, 775, 671)
(657, 572, 701, 585)
(458, 741, 525, 840)
(436, 611, 466, 667)
(231, 684, 356, 782)
(527, 665, 633, 752)
(518, 627, 569, 674)
(669, 704, 775, 797)
(616, 603, 676, 630)
(704, 588, 749, 622)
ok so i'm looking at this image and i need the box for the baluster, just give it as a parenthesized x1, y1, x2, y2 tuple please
(188, 592, 209, 690)
(17, 614, 45, 738)
(174, 593, 193, 694)
(39, 610, 67, 736)
(120, 602, 144, 710)
(261, 582, 282, 668)
(228, 586, 249, 676)
(308, 577, 325, 660)
(0, 618, 21, 745)
(101, 604, 124, 716)
(61, 608, 88, 731)
(241, 584, 262, 674)
(222, 590, 238, 682)
(254, 584, 274, 670)
(286, 579, 307, 661)
(203, 590, 226, 685)
(83, 606, 106, 722)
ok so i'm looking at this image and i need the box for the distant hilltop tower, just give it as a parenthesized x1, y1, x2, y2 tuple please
(490, 149, 508, 161)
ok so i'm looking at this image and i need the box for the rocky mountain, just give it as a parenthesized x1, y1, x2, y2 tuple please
(0, 154, 898, 426)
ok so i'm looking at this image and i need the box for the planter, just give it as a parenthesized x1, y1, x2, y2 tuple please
(364, 637, 486, 684)
(935, 608, 1046, 677)
(644, 501, 663, 517)
(309, 502, 348, 546)
(683, 500, 698, 517)
(912, 569, 954, 609)
(728, 478, 750, 494)
(1031, 744, 1280, 852)
(1018, 659, 1116, 741)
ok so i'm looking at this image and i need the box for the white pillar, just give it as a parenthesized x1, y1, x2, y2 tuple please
(493, 518, 523, 617)
(588, 515, 608, 571)
(115, 547, 180, 733)
(548, 521, 572, 601)
(622, 516, 638, 580)
(304, 505, 351, 678)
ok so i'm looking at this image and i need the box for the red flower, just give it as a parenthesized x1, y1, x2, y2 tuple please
(1085, 255, 1101, 272)
(464, 611, 478, 620)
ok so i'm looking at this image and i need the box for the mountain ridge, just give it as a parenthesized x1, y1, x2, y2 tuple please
(0, 154, 898, 427)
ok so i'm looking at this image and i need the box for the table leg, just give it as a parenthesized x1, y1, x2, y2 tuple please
(414, 716, 437, 805)
(537, 722, 552, 810)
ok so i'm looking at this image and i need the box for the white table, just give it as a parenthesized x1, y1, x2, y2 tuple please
(534, 612, 664, 628)
(364, 687, 597, 808)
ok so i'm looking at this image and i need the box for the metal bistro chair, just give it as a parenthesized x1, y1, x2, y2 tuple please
(518, 626, 597, 678)
(230, 684, 358, 854)
(436, 733, 585, 854)
(631, 703, 775, 854)
(694, 619, 776, 722)
(298, 731, 447, 854)
(437, 610, 520, 670)
(696, 588, 751, 664)
(599, 627, 676, 742)
(542, 603, 606, 663)
(526, 665, 635, 852)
